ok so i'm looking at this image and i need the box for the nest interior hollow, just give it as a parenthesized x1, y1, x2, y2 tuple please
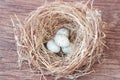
(14, 1, 105, 78)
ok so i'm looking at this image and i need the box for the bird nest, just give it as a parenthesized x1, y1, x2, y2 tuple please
(12, 0, 105, 80)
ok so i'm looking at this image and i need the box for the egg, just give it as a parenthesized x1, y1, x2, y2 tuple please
(54, 34, 70, 48)
(56, 28, 69, 37)
(62, 43, 73, 54)
(47, 40, 60, 53)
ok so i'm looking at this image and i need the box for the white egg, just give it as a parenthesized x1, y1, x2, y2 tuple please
(47, 40, 60, 53)
(62, 43, 73, 54)
(54, 34, 70, 48)
(56, 28, 69, 37)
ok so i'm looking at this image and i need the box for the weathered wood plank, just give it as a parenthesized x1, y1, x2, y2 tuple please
(0, 0, 120, 80)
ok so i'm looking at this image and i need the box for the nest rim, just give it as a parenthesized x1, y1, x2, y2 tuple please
(12, 1, 106, 79)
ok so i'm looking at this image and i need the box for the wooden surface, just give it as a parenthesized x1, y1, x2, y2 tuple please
(0, 0, 120, 80)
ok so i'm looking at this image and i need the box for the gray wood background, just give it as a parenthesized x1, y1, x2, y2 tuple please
(0, 0, 120, 80)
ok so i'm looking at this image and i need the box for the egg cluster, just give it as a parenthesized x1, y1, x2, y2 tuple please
(46, 28, 73, 55)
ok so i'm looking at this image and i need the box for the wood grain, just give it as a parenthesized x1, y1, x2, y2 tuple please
(0, 0, 120, 80)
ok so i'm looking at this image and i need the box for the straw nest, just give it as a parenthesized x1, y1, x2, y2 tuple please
(12, 0, 105, 79)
